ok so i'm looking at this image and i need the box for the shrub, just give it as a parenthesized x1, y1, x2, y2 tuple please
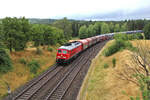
(104, 40, 124, 56)
(47, 47, 53, 52)
(136, 33, 143, 39)
(127, 33, 143, 40)
(114, 33, 128, 41)
(36, 47, 42, 55)
(104, 40, 134, 56)
(0, 48, 13, 73)
(19, 58, 27, 65)
(104, 63, 109, 69)
(27, 60, 40, 74)
(114, 33, 143, 41)
(112, 58, 116, 67)
(104, 43, 119, 56)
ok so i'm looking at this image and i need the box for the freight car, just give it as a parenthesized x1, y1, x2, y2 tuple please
(56, 30, 143, 64)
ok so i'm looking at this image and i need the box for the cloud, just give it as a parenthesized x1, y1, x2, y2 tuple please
(0, 0, 150, 20)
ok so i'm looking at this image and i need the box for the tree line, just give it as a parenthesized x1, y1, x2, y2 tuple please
(78, 20, 150, 39)
(1, 17, 150, 52)
(0, 17, 72, 52)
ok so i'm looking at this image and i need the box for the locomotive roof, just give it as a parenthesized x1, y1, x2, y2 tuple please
(59, 41, 82, 50)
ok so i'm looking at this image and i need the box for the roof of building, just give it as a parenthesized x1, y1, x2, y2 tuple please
(59, 41, 82, 50)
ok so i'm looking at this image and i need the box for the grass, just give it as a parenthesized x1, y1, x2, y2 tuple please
(79, 40, 142, 100)
(0, 45, 59, 99)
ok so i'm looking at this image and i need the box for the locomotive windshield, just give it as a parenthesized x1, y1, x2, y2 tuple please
(58, 50, 61, 53)
(62, 50, 67, 54)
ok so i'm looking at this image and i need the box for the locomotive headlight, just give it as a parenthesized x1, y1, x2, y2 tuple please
(63, 56, 66, 58)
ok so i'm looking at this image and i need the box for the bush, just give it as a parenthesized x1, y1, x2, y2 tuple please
(104, 40, 124, 56)
(114, 33, 128, 41)
(104, 39, 134, 56)
(104, 63, 109, 69)
(104, 43, 119, 56)
(0, 48, 13, 73)
(47, 47, 53, 52)
(136, 33, 143, 39)
(27, 59, 40, 74)
(36, 47, 42, 55)
(112, 58, 116, 67)
(19, 58, 27, 65)
(114, 33, 143, 41)
(127, 33, 143, 40)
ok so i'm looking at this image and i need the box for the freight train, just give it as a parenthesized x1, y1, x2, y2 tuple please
(56, 30, 143, 64)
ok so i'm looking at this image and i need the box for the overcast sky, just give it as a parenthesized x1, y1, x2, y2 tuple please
(0, 0, 150, 20)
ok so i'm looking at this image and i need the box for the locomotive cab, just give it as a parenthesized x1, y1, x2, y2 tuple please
(56, 41, 82, 64)
(56, 49, 69, 63)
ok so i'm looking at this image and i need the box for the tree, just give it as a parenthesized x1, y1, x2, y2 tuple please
(50, 27, 66, 45)
(114, 24, 120, 32)
(109, 22, 114, 33)
(53, 17, 72, 40)
(20, 17, 31, 41)
(143, 23, 150, 39)
(30, 24, 44, 47)
(94, 22, 101, 34)
(72, 21, 80, 37)
(117, 41, 150, 99)
(87, 24, 96, 37)
(120, 23, 127, 32)
(127, 20, 136, 31)
(101, 22, 110, 34)
(79, 25, 88, 39)
(2, 17, 30, 51)
(43, 26, 65, 45)
(0, 43, 13, 73)
(0, 24, 3, 42)
(31, 24, 66, 46)
(135, 20, 146, 30)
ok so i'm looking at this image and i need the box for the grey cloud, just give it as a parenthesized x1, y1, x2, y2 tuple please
(70, 6, 150, 20)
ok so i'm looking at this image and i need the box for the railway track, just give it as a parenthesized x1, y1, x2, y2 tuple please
(44, 46, 94, 100)
(13, 64, 63, 100)
(62, 40, 108, 100)
(44, 41, 105, 100)
(5, 41, 108, 100)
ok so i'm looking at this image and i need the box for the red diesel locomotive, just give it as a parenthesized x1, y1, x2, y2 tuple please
(56, 35, 110, 63)
(56, 41, 82, 63)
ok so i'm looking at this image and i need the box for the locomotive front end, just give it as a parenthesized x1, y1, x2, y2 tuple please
(56, 49, 69, 63)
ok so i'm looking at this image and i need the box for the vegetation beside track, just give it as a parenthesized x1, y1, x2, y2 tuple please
(0, 45, 59, 99)
(78, 40, 143, 100)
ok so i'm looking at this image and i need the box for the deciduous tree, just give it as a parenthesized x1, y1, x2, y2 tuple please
(53, 17, 72, 40)
(79, 25, 88, 39)
(101, 22, 110, 34)
(114, 24, 120, 32)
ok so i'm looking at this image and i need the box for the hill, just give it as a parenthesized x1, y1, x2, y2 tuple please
(78, 40, 148, 100)
(28, 18, 57, 24)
